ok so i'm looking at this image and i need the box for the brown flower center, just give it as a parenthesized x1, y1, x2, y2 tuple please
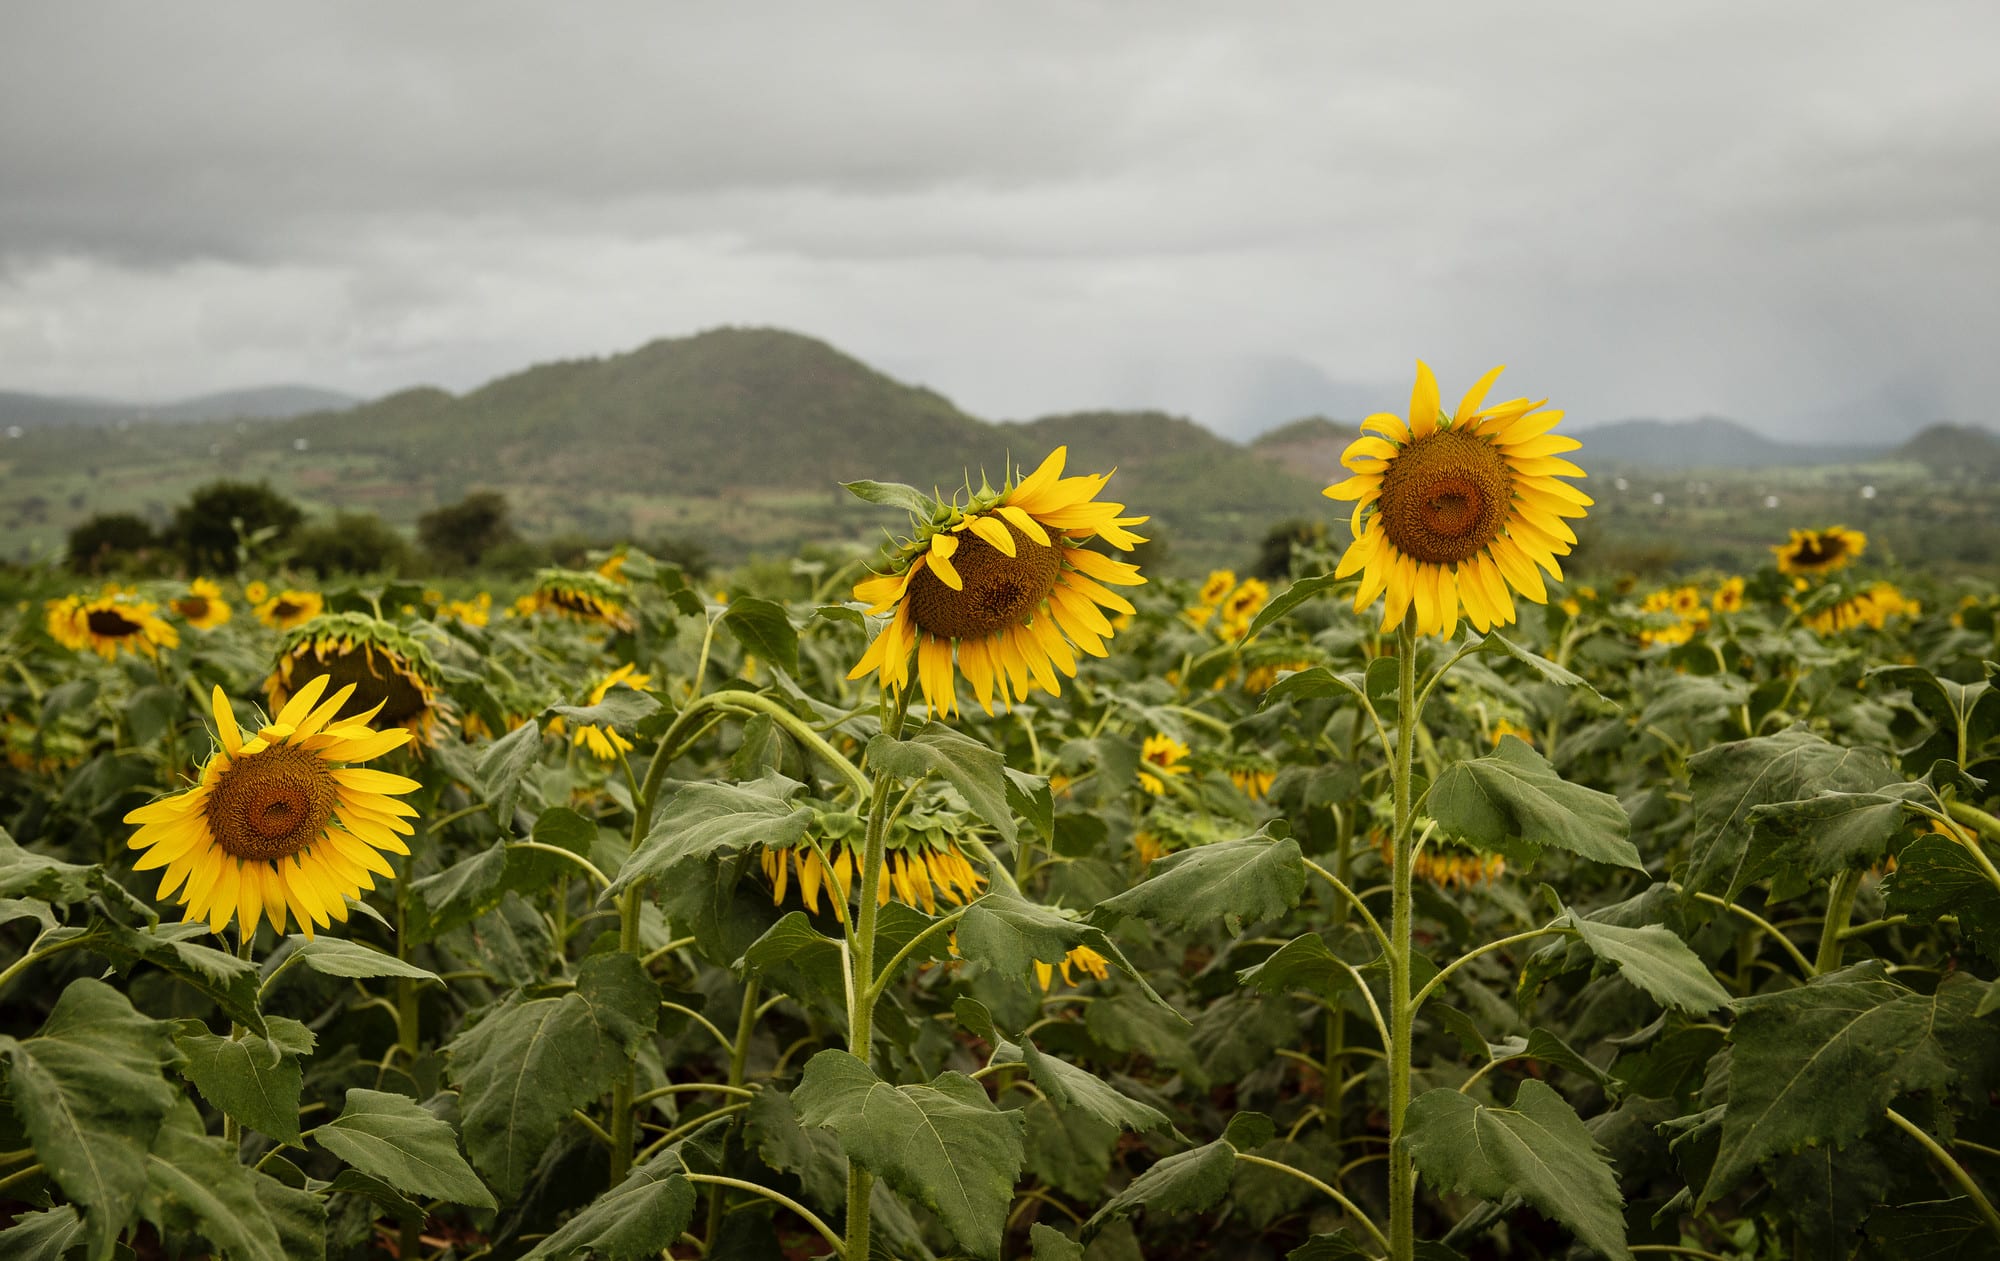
(905, 519, 1062, 640)
(86, 608, 142, 638)
(1793, 535, 1847, 567)
(290, 647, 432, 728)
(204, 743, 338, 860)
(1376, 430, 1514, 565)
(270, 599, 303, 623)
(174, 597, 210, 620)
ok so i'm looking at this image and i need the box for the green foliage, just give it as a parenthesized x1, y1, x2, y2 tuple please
(288, 511, 414, 576)
(168, 478, 303, 573)
(418, 489, 520, 570)
(65, 512, 160, 575)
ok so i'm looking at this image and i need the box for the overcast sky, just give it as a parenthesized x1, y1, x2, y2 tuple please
(2, 2, 1995, 441)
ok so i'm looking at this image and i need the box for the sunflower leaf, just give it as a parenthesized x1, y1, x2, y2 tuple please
(140, 1103, 288, 1261)
(956, 891, 1178, 1016)
(1404, 1080, 1630, 1261)
(1476, 630, 1607, 700)
(547, 688, 663, 733)
(1425, 738, 1640, 871)
(0, 1206, 86, 1261)
(477, 718, 546, 825)
(0, 979, 180, 1261)
(1561, 916, 1732, 1015)
(869, 725, 1017, 846)
(1030, 1223, 1087, 1261)
(274, 936, 443, 986)
(1079, 1130, 1240, 1241)
(312, 1088, 495, 1209)
(793, 1049, 1027, 1261)
(722, 596, 801, 675)
(445, 952, 660, 1198)
(842, 479, 935, 515)
(991, 1037, 1175, 1136)
(1092, 836, 1305, 937)
(172, 1016, 314, 1145)
(608, 772, 810, 899)
(521, 1150, 697, 1261)
(81, 919, 267, 1033)
(1883, 833, 2000, 960)
(1245, 572, 1343, 641)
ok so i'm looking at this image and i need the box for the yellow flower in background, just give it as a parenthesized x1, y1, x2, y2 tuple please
(560, 662, 653, 761)
(1198, 570, 1236, 606)
(1137, 733, 1190, 795)
(440, 592, 492, 626)
(46, 587, 180, 660)
(266, 614, 444, 744)
(1035, 944, 1110, 991)
(1230, 765, 1277, 801)
(1221, 578, 1269, 625)
(1489, 719, 1535, 747)
(848, 446, 1147, 718)
(1773, 526, 1866, 576)
(1376, 830, 1506, 889)
(597, 551, 630, 585)
(1327, 362, 1591, 637)
(761, 839, 987, 921)
(1713, 576, 1747, 613)
(244, 580, 270, 604)
(123, 676, 420, 940)
(1669, 586, 1703, 618)
(1804, 582, 1920, 636)
(256, 589, 323, 631)
(170, 578, 233, 630)
(1131, 831, 1168, 865)
(523, 568, 637, 632)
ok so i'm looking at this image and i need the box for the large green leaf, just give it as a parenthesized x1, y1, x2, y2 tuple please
(991, 1037, 1174, 1136)
(1864, 1198, 1994, 1260)
(1883, 833, 2000, 960)
(82, 919, 267, 1033)
(1093, 836, 1305, 936)
(1563, 916, 1732, 1015)
(607, 773, 808, 898)
(1404, 1079, 1630, 1261)
(173, 1016, 315, 1144)
(1701, 963, 1990, 1206)
(1867, 664, 2000, 775)
(793, 1049, 1027, 1261)
(1681, 729, 1898, 899)
(446, 953, 659, 1197)
(1079, 1128, 1243, 1241)
(547, 688, 664, 734)
(1244, 572, 1343, 641)
(1477, 630, 1606, 699)
(737, 910, 848, 1018)
(1746, 783, 1927, 898)
(312, 1088, 495, 1209)
(477, 718, 547, 824)
(956, 892, 1174, 1015)
(1030, 1222, 1087, 1261)
(273, 936, 443, 985)
(0, 1206, 85, 1261)
(723, 596, 801, 675)
(868, 725, 1017, 846)
(140, 1105, 287, 1261)
(522, 1150, 697, 1261)
(0, 979, 180, 1261)
(1425, 738, 1640, 870)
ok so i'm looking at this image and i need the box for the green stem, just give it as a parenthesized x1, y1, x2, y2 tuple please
(1687, 888, 1814, 980)
(1387, 616, 1418, 1261)
(0, 933, 90, 996)
(864, 906, 970, 1003)
(0, 1163, 45, 1197)
(1235, 1152, 1388, 1252)
(700, 978, 765, 1249)
(507, 841, 612, 891)
(395, 881, 423, 1260)
(607, 884, 645, 1185)
(681, 1174, 846, 1257)
(1814, 868, 1864, 975)
(1885, 1106, 2000, 1245)
(1410, 926, 1572, 1013)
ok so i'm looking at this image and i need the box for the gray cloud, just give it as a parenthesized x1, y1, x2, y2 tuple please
(2, 1, 1996, 440)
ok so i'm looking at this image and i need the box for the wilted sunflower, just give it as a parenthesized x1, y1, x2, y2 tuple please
(523, 568, 637, 632)
(558, 662, 653, 761)
(1773, 526, 1866, 577)
(1137, 733, 1190, 795)
(1035, 944, 1110, 991)
(46, 587, 180, 660)
(170, 578, 233, 630)
(761, 836, 987, 920)
(256, 588, 323, 631)
(1375, 829, 1506, 890)
(847, 447, 1147, 717)
(1803, 582, 1919, 636)
(123, 675, 421, 939)
(1327, 363, 1590, 637)
(1229, 763, 1277, 802)
(266, 613, 445, 744)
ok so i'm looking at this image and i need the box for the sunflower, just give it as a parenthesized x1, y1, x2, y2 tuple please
(1229, 764, 1277, 802)
(523, 568, 637, 632)
(170, 578, 233, 630)
(557, 662, 653, 761)
(439, 593, 493, 626)
(266, 613, 445, 744)
(1803, 582, 1919, 636)
(1035, 944, 1110, 991)
(1773, 526, 1866, 576)
(123, 675, 421, 940)
(1221, 578, 1270, 626)
(1489, 718, 1535, 747)
(1327, 362, 1590, 637)
(1198, 570, 1237, 606)
(256, 588, 323, 631)
(46, 587, 180, 660)
(847, 447, 1147, 717)
(1669, 586, 1704, 618)
(1375, 829, 1506, 889)
(1136, 733, 1190, 795)
(244, 580, 270, 604)
(1131, 830, 1168, 865)
(1712, 576, 1746, 614)
(760, 837, 987, 921)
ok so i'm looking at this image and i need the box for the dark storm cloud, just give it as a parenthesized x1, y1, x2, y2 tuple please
(2, 2, 1997, 439)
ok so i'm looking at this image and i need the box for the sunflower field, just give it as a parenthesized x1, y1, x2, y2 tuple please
(2, 369, 1999, 1261)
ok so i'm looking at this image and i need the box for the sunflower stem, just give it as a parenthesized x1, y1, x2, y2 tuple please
(607, 882, 645, 1186)
(701, 977, 764, 1250)
(1814, 867, 1864, 976)
(1387, 616, 1419, 1261)
(842, 687, 910, 1261)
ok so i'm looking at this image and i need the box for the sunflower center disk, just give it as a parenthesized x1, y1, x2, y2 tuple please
(905, 520, 1062, 640)
(299, 650, 431, 727)
(175, 598, 209, 619)
(1376, 431, 1514, 565)
(86, 608, 142, 637)
(205, 743, 339, 861)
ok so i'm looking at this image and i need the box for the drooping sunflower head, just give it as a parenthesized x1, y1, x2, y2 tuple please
(1803, 581, 1919, 636)
(1228, 760, 1277, 802)
(846, 447, 1148, 718)
(123, 674, 422, 940)
(170, 578, 233, 630)
(1035, 944, 1110, 992)
(1136, 732, 1191, 795)
(1327, 363, 1590, 638)
(760, 833, 988, 921)
(256, 588, 323, 631)
(266, 613, 445, 744)
(1773, 526, 1866, 577)
(554, 662, 654, 761)
(45, 587, 180, 661)
(523, 568, 637, 632)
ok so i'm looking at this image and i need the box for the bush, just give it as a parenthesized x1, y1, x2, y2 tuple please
(418, 491, 519, 570)
(65, 513, 161, 575)
(168, 480, 304, 574)
(289, 512, 415, 577)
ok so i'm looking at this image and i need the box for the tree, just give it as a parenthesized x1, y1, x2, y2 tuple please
(66, 513, 159, 575)
(1253, 518, 1328, 580)
(289, 512, 415, 577)
(418, 491, 520, 570)
(169, 480, 304, 574)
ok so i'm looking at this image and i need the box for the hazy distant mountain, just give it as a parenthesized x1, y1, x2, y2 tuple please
(0, 384, 358, 429)
(1895, 423, 2000, 477)
(1070, 353, 1387, 442)
(1565, 417, 1888, 469)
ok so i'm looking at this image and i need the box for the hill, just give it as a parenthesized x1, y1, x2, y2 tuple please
(1894, 423, 2000, 477)
(0, 384, 358, 430)
(1564, 416, 1884, 468)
